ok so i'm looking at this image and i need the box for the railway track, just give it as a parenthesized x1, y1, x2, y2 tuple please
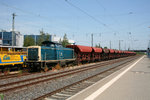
(0, 56, 136, 94)
(0, 72, 31, 80)
(33, 56, 140, 100)
(0, 56, 140, 100)
(0, 73, 19, 79)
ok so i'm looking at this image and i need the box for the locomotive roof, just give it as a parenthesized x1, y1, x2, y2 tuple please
(42, 41, 62, 45)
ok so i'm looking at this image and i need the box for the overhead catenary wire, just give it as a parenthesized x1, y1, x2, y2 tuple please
(96, 0, 122, 27)
(0, 0, 68, 34)
(65, 0, 118, 32)
(95, 0, 106, 10)
(0, 0, 50, 20)
(65, 0, 106, 26)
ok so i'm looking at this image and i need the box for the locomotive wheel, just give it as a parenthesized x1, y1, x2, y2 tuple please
(54, 63, 61, 70)
(44, 66, 49, 72)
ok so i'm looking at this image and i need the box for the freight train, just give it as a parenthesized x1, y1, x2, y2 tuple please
(26, 41, 75, 71)
(0, 46, 27, 72)
(26, 41, 136, 71)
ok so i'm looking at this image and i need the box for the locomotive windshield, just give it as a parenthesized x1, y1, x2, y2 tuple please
(28, 48, 39, 61)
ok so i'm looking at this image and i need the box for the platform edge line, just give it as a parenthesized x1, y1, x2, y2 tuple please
(84, 56, 144, 100)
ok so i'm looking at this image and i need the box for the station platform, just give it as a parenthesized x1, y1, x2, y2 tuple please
(67, 55, 150, 100)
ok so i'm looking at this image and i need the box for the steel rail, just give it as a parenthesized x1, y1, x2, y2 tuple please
(0, 56, 138, 93)
(33, 56, 139, 100)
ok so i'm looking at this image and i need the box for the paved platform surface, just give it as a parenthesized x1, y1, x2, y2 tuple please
(67, 55, 150, 100)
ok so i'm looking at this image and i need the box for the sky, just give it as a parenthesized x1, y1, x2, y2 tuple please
(0, 0, 150, 50)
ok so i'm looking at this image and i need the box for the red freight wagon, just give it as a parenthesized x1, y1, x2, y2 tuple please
(114, 50, 119, 58)
(66, 45, 92, 63)
(92, 47, 103, 61)
(117, 50, 122, 57)
(109, 49, 115, 59)
(122, 51, 127, 57)
(102, 49, 110, 60)
(123, 51, 128, 57)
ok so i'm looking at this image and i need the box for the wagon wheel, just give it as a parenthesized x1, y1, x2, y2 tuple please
(74, 52, 80, 65)
(4, 67, 9, 75)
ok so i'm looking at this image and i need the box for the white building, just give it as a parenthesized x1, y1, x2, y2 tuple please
(51, 35, 61, 43)
(68, 39, 75, 45)
(16, 32, 23, 47)
(51, 35, 75, 45)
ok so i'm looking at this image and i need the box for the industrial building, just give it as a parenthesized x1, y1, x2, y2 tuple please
(24, 35, 52, 45)
(0, 30, 75, 47)
(51, 35, 75, 44)
(24, 34, 75, 45)
(0, 30, 23, 47)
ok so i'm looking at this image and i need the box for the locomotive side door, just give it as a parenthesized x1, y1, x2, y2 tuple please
(56, 47, 64, 60)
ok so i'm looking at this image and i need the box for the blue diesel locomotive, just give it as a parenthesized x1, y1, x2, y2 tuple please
(26, 41, 75, 71)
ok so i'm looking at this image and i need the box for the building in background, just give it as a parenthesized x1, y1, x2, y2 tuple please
(51, 35, 61, 43)
(16, 32, 23, 47)
(68, 39, 75, 45)
(24, 35, 52, 45)
(0, 30, 75, 47)
(0, 30, 23, 47)
(51, 35, 75, 45)
(24, 34, 75, 45)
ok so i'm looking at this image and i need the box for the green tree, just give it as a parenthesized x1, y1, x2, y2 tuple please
(24, 36, 35, 47)
(37, 30, 46, 46)
(45, 33, 50, 41)
(61, 34, 70, 47)
(104, 46, 108, 49)
(37, 29, 51, 46)
(95, 43, 101, 48)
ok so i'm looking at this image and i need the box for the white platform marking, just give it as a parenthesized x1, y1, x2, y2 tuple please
(84, 56, 144, 100)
